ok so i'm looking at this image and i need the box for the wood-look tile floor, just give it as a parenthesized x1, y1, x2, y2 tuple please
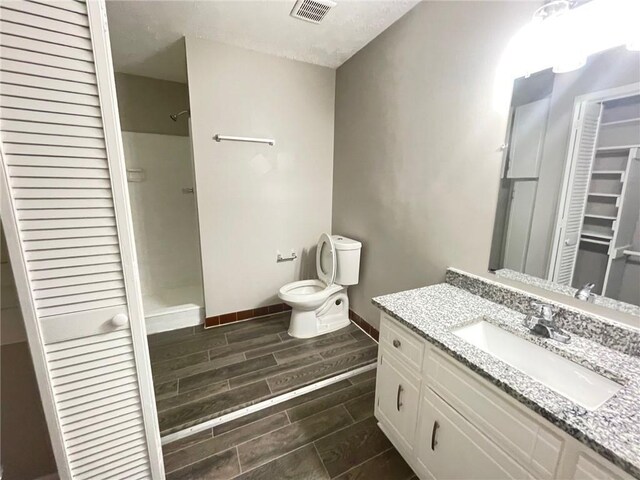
(161, 369, 418, 479)
(148, 313, 378, 436)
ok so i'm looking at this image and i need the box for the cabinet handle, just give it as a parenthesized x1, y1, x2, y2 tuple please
(392, 339, 401, 348)
(396, 384, 403, 411)
(431, 420, 439, 450)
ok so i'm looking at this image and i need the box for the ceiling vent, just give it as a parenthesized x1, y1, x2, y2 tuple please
(290, 0, 336, 24)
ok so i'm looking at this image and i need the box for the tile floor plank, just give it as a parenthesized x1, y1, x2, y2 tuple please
(344, 391, 375, 422)
(159, 381, 272, 435)
(179, 355, 277, 393)
(273, 332, 358, 363)
(157, 380, 230, 413)
(314, 416, 393, 478)
(164, 412, 290, 474)
(237, 404, 353, 472)
(267, 345, 378, 393)
(234, 444, 330, 480)
(333, 448, 414, 480)
(286, 378, 375, 423)
(166, 447, 240, 480)
(212, 379, 353, 436)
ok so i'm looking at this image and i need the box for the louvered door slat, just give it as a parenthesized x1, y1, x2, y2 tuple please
(28, 0, 88, 16)
(71, 431, 145, 465)
(24, 235, 118, 250)
(0, 83, 100, 106)
(3, 0, 89, 27)
(27, 244, 119, 260)
(0, 33, 94, 62)
(0, 95, 102, 117)
(0, 46, 95, 73)
(555, 103, 603, 284)
(30, 263, 122, 280)
(0, 2, 159, 478)
(13, 188, 113, 199)
(1, 58, 97, 85)
(75, 448, 148, 480)
(21, 226, 118, 241)
(0, 70, 98, 96)
(1, 108, 102, 127)
(65, 419, 141, 450)
(11, 167, 110, 179)
(0, 19, 92, 50)
(3, 131, 105, 148)
(2, 119, 104, 138)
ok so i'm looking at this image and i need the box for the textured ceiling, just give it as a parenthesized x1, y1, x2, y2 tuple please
(105, 0, 418, 83)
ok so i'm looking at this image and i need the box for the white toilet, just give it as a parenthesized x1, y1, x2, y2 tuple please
(279, 233, 362, 338)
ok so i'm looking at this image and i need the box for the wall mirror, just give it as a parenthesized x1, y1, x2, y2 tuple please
(489, 46, 640, 315)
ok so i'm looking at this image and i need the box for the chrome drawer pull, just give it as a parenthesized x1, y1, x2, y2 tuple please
(396, 384, 403, 411)
(392, 339, 401, 348)
(431, 420, 440, 450)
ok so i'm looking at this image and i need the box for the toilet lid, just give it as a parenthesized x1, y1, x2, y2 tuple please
(316, 233, 336, 286)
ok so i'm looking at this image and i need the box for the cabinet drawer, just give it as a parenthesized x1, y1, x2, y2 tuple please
(380, 314, 424, 371)
(375, 347, 421, 452)
(416, 387, 532, 479)
(427, 347, 563, 479)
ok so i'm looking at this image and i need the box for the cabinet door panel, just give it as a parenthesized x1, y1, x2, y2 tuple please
(376, 349, 420, 451)
(416, 388, 531, 480)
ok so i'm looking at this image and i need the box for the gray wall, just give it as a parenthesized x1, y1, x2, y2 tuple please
(186, 39, 335, 316)
(332, 1, 538, 329)
(114, 72, 190, 136)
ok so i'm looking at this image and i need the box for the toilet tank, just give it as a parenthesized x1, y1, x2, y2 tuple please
(332, 235, 362, 286)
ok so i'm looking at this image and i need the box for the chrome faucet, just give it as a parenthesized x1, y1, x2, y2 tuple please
(523, 301, 571, 344)
(574, 282, 596, 303)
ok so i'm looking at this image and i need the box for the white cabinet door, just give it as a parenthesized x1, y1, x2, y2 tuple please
(376, 349, 420, 452)
(415, 387, 531, 480)
(0, 1, 162, 478)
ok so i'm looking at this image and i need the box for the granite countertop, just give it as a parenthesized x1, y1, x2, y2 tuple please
(373, 283, 640, 478)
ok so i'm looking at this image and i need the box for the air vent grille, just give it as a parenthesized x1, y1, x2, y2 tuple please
(290, 0, 336, 24)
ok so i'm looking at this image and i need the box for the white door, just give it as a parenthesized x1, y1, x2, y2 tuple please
(375, 349, 420, 452)
(552, 102, 603, 285)
(415, 388, 530, 480)
(503, 180, 537, 272)
(507, 98, 550, 179)
(0, 1, 162, 478)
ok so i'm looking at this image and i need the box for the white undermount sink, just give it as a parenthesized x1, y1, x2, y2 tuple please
(453, 320, 623, 410)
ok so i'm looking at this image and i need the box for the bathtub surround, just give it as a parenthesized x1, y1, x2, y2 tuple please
(185, 38, 335, 318)
(114, 72, 190, 136)
(372, 276, 640, 477)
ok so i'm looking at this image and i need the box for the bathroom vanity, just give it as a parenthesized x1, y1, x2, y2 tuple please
(373, 269, 640, 480)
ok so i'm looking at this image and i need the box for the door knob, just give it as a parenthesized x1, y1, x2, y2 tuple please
(111, 313, 129, 327)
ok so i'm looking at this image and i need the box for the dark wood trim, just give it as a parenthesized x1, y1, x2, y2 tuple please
(205, 303, 292, 328)
(348, 309, 379, 341)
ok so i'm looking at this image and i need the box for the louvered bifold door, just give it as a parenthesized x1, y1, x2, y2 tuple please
(0, 1, 163, 478)
(552, 102, 603, 285)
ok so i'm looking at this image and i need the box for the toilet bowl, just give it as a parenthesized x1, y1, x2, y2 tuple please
(279, 233, 362, 338)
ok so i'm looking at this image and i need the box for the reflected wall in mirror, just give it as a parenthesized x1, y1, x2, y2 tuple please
(489, 46, 640, 313)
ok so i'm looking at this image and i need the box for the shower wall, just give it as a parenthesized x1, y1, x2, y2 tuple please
(115, 73, 204, 332)
(121, 132, 202, 299)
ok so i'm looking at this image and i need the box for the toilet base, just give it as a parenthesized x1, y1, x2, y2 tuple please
(287, 290, 351, 338)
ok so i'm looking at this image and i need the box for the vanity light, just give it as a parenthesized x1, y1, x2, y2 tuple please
(494, 0, 639, 111)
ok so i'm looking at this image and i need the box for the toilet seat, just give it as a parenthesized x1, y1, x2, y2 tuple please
(316, 233, 336, 286)
(278, 279, 343, 307)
